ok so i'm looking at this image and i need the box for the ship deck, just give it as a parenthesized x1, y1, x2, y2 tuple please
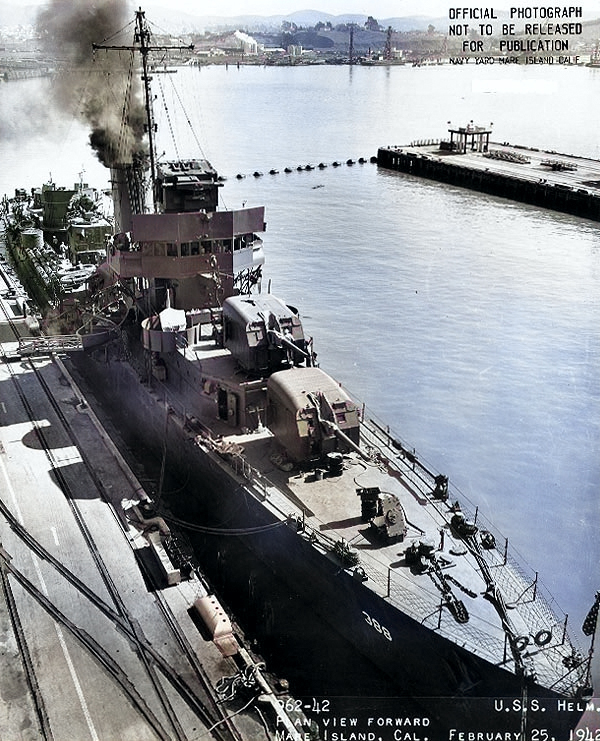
(231, 425, 573, 690)
(174, 337, 583, 697)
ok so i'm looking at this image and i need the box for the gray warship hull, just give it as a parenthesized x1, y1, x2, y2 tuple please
(69, 345, 586, 738)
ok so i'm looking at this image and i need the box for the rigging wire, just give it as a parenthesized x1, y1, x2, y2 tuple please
(145, 16, 192, 48)
(165, 73, 207, 160)
(117, 52, 137, 164)
(88, 46, 141, 166)
(143, 9, 199, 163)
(156, 70, 232, 209)
(157, 75, 180, 161)
(93, 19, 136, 47)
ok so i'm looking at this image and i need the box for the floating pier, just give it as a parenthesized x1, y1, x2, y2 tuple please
(377, 123, 600, 221)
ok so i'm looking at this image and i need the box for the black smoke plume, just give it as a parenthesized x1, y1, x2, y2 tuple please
(36, 0, 147, 167)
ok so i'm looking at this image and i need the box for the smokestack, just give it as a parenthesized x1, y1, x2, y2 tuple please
(111, 163, 147, 233)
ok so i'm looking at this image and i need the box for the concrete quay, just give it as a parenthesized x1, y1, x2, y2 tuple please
(377, 139, 600, 221)
(0, 342, 306, 741)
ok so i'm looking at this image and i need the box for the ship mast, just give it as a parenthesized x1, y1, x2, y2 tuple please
(137, 9, 158, 199)
(92, 7, 193, 211)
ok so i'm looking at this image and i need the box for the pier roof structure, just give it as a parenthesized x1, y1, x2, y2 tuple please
(447, 121, 493, 154)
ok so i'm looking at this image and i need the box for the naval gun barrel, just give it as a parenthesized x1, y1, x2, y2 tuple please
(323, 418, 370, 462)
(306, 392, 369, 462)
(267, 329, 310, 360)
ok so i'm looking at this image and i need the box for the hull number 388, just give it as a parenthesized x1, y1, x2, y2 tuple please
(362, 611, 393, 641)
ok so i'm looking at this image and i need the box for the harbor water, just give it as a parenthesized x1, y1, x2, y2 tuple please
(1, 61, 599, 686)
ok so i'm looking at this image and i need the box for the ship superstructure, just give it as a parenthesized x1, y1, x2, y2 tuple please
(2, 180, 111, 310)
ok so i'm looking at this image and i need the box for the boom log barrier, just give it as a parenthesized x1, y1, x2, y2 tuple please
(235, 156, 376, 179)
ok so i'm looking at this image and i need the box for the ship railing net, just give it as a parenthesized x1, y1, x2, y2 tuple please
(289, 513, 583, 695)
(351, 398, 587, 696)
(356, 549, 507, 663)
(289, 509, 585, 696)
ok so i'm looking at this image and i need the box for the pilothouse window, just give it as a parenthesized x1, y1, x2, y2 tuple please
(143, 243, 166, 256)
(234, 233, 253, 251)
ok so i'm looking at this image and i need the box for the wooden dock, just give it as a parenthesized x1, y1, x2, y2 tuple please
(0, 345, 308, 741)
(377, 137, 600, 221)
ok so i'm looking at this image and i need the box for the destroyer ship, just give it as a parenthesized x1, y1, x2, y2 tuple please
(1, 8, 596, 737)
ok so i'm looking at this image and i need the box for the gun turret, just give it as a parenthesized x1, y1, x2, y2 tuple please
(223, 295, 308, 375)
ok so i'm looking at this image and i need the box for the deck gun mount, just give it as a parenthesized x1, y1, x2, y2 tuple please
(267, 367, 361, 464)
(223, 295, 309, 375)
(357, 486, 408, 541)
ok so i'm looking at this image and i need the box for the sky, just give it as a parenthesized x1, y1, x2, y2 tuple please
(20, 0, 600, 19)
(144, 0, 452, 15)
(141, 0, 600, 17)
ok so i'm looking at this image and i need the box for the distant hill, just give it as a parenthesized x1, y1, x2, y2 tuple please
(2, 4, 598, 40)
(94, 3, 445, 35)
(137, 7, 443, 35)
(0, 2, 447, 36)
(0, 4, 439, 37)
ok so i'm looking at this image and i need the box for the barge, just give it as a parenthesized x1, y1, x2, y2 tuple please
(377, 122, 600, 220)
